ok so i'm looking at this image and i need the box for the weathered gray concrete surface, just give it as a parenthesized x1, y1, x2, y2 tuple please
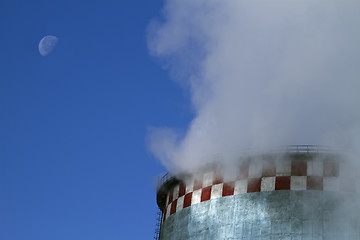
(160, 191, 360, 240)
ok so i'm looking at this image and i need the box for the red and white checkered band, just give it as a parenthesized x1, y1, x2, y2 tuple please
(162, 160, 355, 222)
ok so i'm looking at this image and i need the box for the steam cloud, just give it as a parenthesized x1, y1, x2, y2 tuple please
(147, 0, 360, 173)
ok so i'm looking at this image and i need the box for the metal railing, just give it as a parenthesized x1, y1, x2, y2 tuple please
(277, 144, 336, 153)
(156, 172, 174, 191)
(235, 144, 338, 155)
(153, 210, 162, 240)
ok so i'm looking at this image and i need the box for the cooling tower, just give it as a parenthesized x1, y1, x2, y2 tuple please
(155, 145, 360, 239)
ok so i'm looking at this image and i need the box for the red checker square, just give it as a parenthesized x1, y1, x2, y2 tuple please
(213, 172, 224, 185)
(178, 183, 186, 197)
(275, 176, 291, 190)
(183, 192, 192, 209)
(193, 178, 203, 191)
(262, 161, 276, 177)
(168, 189, 173, 205)
(237, 164, 249, 180)
(323, 162, 339, 177)
(170, 199, 177, 215)
(247, 178, 261, 193)
(201, 186, 212, 202)
(292, 161, 307, 176)
(307, 176, 323, 190)
(222, 182, 235, 196)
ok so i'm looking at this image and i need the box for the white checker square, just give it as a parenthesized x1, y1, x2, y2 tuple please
(166, 203, 171, 218)
(210, 183, 223, 199)
(185, 179, 194, 194)
(340, 177, 355, 192)
(339, 164, 353, 178)
(223, 172, 237, 182)
(176, 195, 185, 211)
(276, 160, 291, 176)
(191, 189, 202, 205)
(203, 171, 214, 187)
(323, 177, 340, 191)
(166, 193, 170, 207)
(261, 177, 275, 191)
(307, 161, 323, 176)
(234, 180, 248, 194)
(249, 162, 262, 178)
(173, 184, 179, 200)
(291, 176, 307, 190)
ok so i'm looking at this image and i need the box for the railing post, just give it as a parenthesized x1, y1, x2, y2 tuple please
(154, 209, 162, 239)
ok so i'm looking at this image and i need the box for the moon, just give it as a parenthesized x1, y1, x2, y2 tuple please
(38, 35, 59, 56)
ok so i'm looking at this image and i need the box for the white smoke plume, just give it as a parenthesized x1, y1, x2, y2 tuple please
(147, 0, 360, 173)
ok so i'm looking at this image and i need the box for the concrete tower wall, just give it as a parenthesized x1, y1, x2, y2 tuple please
(156, 152, 359, 239)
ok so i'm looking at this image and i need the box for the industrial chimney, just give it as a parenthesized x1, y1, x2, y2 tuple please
(155, 145, 359, 239)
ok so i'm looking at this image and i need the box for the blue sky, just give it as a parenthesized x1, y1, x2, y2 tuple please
(0, 1, 192, 239)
